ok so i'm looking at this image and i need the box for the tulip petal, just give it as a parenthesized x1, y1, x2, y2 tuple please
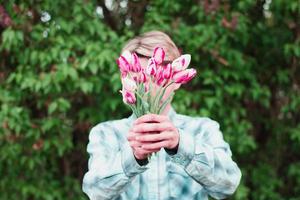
(156, 67, 165, 85)
(122, 50, 132, 63)
(172, 54, 191, 72)
(146, 58, 157, 76)
(121, 89, 136, 104)
(131, 52, 142, 72)
(163, 63, 172, 79)
(121, 77, 137, 91)
(117, 55, 131, 72)
(140, 71, 147, 83)
(153, 47, 165, 65)
(172, 68, 197, 84)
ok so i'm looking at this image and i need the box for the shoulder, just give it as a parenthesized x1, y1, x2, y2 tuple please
(177, 114, 226, 147)
(88, 117, 129, 146)
(176, 113, 220, 131)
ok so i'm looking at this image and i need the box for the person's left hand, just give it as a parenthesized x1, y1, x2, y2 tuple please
(131, 114, 180, 152)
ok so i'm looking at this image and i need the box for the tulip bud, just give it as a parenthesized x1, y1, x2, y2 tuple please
(140, 71, 147, 83)
(122, 50, 132, 62)
(131, 52, 142, 72)
(172, 54, 191, 72)
(120, 89, 136, 104)
(155, 66, 164, 85)
(146, 58, 157, 76)
(163, 63, 172, 79)
(121, 71, 127, 78)
(153, 47, 165, 65)
(133, 71, 147, 84)
(117, 56, 131, 73)
(144, 83, 149, 92)
(172, 68, 197, 84)
(121, 77, 137, 91)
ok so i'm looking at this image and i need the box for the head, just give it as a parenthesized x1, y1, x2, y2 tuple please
(121, 31, 182, 106)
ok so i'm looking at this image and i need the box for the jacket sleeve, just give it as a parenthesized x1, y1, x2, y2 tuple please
(167, 118, 242, 199)
(82, 123, 149, 200)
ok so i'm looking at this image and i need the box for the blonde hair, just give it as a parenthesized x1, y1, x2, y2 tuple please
(121, 30, 180, 62)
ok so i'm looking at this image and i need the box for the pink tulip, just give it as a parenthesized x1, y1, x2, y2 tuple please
(144, 83, 149, 92)
(131, 53, 142, 72)
(153, 47, 165, 65)
(172, 68, 197, 84)
(146, 58, 157, 76)
(116, 55, 131, 73)
(133, 71, 147, 84)
(172, 54, 191, 72)
(152, 66, 165, 85)
(122, 50, 132, 61)
(121, 77, 137, 91)
(163, 63, 172, 79)
(139, 71, 147, 83)
(120, 89, 136, 104)
(121, 71, 127, 78)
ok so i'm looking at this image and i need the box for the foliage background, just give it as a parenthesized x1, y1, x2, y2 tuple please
(0, 0, 299, 199)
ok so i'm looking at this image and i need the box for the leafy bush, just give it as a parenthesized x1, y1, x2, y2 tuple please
(0, 0, 299, 199)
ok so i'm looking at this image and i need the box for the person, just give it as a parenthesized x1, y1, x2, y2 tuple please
(82, 31, 242, 200)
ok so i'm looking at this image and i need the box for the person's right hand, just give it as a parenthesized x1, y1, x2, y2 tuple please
(127, 123, 161, 160)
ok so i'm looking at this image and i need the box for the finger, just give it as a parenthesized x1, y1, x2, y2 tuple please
(134, 147, 155, 155)
(129, 140, 157, 148)
(134, 114, 168, 125)
(148, 148, 161, 153)
(136, 147, 161, 154)
(133, 122, 173, 133)
(142, 140, 169, 150)
(129, 141, 143, 148)
(127, 131, 142, 141)
(136, 132, 171, 142)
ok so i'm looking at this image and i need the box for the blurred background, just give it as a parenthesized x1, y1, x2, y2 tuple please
(0, 0, 300, 199)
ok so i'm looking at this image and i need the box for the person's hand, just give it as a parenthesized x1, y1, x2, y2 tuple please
(128, 114, 179, 159)
(127, 125, 161, 160)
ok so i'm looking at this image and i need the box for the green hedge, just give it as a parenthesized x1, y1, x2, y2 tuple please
(0, 0, 299, 199)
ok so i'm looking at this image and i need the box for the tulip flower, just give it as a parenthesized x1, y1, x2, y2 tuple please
(146, 58, 157, 76)
(133, 71, 147, 84)
(131, 52, 142, 72)
(153, 47, 165, 64)
(139, 71, 147, 83)
(121, 77, 137, 91)
(120, 71, 127, 78)
(120, 89, 136, 104)
(116, 56, 131, 73)
(172, 54, 191, 72)
(163, 63, 172, 79)
(172, 68, 197, 84)
(122, 50, 132, 62)
(155, 66, 165, 85)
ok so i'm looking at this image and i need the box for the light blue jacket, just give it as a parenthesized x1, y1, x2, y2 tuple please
(82, 107, 241, 200)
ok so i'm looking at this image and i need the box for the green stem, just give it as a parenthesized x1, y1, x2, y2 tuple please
(154, 81, 174, 113)
(158, 92, 174, 114)
(153, 86, 164, 113)
(148, 76, 154, 113)
(128, 104, 138, 117)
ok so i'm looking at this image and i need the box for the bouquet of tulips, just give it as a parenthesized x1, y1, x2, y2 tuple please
(117, 47, 197, 117)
